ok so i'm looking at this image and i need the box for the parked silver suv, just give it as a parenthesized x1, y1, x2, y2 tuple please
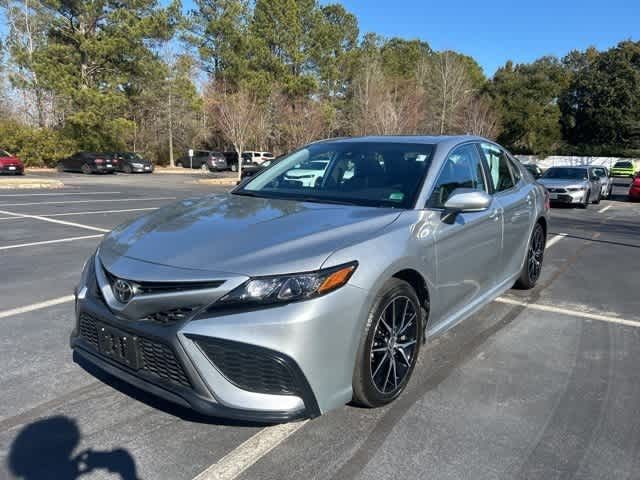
(71, 136, 549, 422)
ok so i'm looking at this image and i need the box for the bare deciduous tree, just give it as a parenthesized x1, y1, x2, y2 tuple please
(428, 51, 474, 134)
(463, 95, 500, 139)
(208, 85, 258, 180)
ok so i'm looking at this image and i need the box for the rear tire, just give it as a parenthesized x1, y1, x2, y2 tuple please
(231, 163, 238, 172)
(514, 222, 546, 289)
(352, 278, 423, 408)
(56, 163, 65, 173)
(81, 164, 92, 175)
(176, 161, 183, 168)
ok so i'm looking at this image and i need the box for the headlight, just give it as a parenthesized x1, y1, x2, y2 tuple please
(214, 262, 357, 309)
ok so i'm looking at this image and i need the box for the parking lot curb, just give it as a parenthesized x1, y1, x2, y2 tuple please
(194, 178, 238, 186)
(0, 178, 64, 189)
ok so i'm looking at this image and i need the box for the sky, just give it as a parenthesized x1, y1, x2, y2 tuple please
(179, 0, 639, 77)
(333, 0, 639, 76)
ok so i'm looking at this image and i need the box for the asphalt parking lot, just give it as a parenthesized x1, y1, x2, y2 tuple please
(1, 173, 639, 480)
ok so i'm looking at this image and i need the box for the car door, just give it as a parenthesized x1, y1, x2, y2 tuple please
(479, 143, 534, 281)
(588, 168, 601, 200)
(427, 143, 503, 325)
(71, 153, 84, 171)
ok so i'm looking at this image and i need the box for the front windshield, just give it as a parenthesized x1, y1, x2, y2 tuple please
(615, 161, 632, 168)
(542, 168, 588, 180)
(123, 152, 144, 161)
(0, 150, 10, 157)
(236, 141, 435, 209)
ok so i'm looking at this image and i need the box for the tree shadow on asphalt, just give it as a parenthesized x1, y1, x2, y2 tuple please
(7, 416, 140, 480)
(74, 352, 272, 429)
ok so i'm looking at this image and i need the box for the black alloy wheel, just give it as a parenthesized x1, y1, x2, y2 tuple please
(352, 278, 423, 407)
(514, 222, 546, 289)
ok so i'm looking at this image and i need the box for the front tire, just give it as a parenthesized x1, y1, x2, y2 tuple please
(352, 278, 423, 408)
(578, 190, 589, 209)
(514, 222, 546, 289)
(123, 164, 133, 174)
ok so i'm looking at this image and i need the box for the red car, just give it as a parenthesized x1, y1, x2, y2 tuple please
(629, 174, 640, 202)
(0, 149, 24, 175)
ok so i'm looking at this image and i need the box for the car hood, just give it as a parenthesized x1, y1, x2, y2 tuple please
(538, 179, 589, 189)
(99, 194, 401, 278)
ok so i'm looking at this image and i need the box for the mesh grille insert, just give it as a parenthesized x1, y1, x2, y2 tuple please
(77, 314, 191, 389)
(192, 337, 299, 395)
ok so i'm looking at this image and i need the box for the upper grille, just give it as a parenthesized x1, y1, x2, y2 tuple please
(77, 314, 191, 389)
(102, 267, 224, 296)
(191, 336, 299, 396)
(145, 307, 201, 325)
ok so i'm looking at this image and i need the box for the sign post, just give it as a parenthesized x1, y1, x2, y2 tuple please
(188, 149, 194, 169)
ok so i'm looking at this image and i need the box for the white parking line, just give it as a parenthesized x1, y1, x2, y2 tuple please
(0, 209, 109, 233)
(0, 196, 175, 207)
(0, 295, 75, 320)
(546, 234, 566, 248)
(0, 191, 121, 197)
(0, 207, 158, 221)
(496, 297, 640, 328)
(0, 234, 103, 251)
(193, 421, 307, 480)
(598, 205, 613, 213)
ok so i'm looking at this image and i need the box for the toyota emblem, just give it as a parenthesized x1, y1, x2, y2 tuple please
(113, 279, 135, 304)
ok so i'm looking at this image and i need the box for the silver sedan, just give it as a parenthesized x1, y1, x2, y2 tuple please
(70, 136, 549, 422)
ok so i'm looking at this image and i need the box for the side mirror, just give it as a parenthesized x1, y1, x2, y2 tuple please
(444, 189, 492, 213)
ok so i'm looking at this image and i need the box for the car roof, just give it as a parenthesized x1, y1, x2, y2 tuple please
(312, 135, 488, 147)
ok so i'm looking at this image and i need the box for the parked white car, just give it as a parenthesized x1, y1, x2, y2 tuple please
(244, 151, 275, 165)
(284, 160, 329, 187)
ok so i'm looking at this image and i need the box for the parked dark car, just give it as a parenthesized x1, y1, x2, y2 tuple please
(177, 150, 227, 171)
(224, 151, 255, 172)
(56, 152, 117, 174)
(111, 152, 153, 173)
(240, 158, 279, 180)
(523, 163, 543, 179)
(0, 149, 24, 175)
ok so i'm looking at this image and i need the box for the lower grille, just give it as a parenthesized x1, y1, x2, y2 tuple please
(190, 336, 298, 395)
(77, 314, 191, 388)
(79, 314, 99, 347)
(139, 338, 191, 387)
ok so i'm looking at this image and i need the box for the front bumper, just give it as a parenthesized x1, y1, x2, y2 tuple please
(629, 186, 640, 201)
(70, 268, 369, 422)
(548, 190, 586, 204)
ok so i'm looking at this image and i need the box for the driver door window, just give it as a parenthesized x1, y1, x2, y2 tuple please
(427, 144, 487, 209)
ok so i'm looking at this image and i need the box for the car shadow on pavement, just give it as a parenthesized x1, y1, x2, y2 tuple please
(7, 416, 140, 480)
(73, 352, 272, 429)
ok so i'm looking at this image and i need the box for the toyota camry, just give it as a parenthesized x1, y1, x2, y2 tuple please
(70, 136, 549, 422)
